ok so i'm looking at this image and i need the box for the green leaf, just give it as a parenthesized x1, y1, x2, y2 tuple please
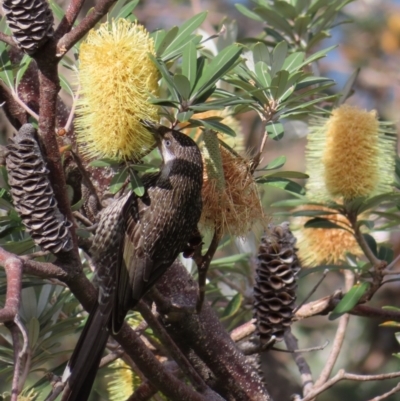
(258, 177, 305, 196)
(294, 15, 311, 39)
(0, 45, 14, 89)
(270, 69, 289, 100)
(260, 155, 286, 170)
(182, 41, 197, 90)
(235, 4, 264, 21)
(155, 26, 178, 57)
(221, 293, 242, 319)
(358, 193, 400, 213)
(329, 282, 370, 320)
(28, 317, 40, 348)
(1, 238, 35, 255)
(378, 246, 394, 264)
(192, 119, 236, 136)
(148, 55, 179, 102)
(304, 217, 348, 230)
(254, 61, 271, 89)
(363, 233, 378, 257)
(113, 0, 139, 20)
(282, 52, 305, 73)
(109, 168, 128, 194)
(255, 7, 294, 38)
(173, 74, 191, 100)
(59, 73, 74, 97)
(177, 111, 194, 122)
(266, 122, 284, 140)
(15, 54, 32, 89)
(192, 44, 242, 99)
(275, 1, 297, 19)
(252, 42, 271, 65)
(211, 253, 250, 266)
(264, 171, 309, 179)
(128, 168, 145, 197)
(0, 197, 13, 211)
(162, 12, 207, 60)
(49, 0, 65, 21)
(271, 41, 288, 78)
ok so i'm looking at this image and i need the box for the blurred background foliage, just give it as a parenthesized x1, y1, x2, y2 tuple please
(0, 0, 400, 401)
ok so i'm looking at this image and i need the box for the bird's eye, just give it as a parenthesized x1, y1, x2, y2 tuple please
(165, 139, 172, 147)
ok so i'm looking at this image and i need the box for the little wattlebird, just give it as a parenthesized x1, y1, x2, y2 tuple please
(61, 122, 203, 401)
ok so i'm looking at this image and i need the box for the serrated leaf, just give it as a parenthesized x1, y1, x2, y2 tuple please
(221, 293, 242, 319)
(329, 282, 370, 320)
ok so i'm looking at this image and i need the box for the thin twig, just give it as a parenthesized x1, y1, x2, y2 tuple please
(293, 269, 329, 314)
(193, 228, 221, 312)
(284, 329, 314, 397)
(54, 0, 86, 40)
(57, 0, 118, 55)
(73, 211, 94, 227)
(14, 316, 29, 358)
(367, 382, 400, 401)
(0, 32, 16, 47)
(230, 319, 257, 342)
(63, 89, 79, 133)
(44, 374, 65, 401)
(5, 322, 21, 401)
(273, 339, 329, 354)
(99, 348, 125, 368)
(301, 370, 400, 401)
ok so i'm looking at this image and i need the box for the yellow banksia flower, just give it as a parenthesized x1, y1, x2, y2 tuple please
(76, 19, 159, 161)
(107, 359, 137, 401)
(201, 133, 266, 236)
(306, 104, 396, 201)
(294, 205, 362, 266)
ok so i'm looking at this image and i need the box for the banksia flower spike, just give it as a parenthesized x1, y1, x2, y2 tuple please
(6, 124, 73, 254)
(294, 205, 362, 266)
(3, 0, 54, 54)
(254, 223, 300, 345)
(76, 19, 159, 161)
(200, 130, 265, 237)
(306, 104, 397, 201)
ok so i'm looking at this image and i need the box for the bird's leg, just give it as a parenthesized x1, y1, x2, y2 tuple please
(193, 229, 221, 313)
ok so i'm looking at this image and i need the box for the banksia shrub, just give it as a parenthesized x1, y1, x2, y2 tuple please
(6, 124, 72, 254)
(201, 131, 265, 236)
(76, 19, 159, 161)
(2, 0, 54, 54)
(254, 223, 300, 344)
(294, 205, 362, 266)
(306, 104, 396, 201)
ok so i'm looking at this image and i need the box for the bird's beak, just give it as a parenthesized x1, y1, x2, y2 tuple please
(141, 120, 163, 139)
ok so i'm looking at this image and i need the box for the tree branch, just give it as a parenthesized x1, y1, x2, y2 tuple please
(56, 0, 118, 56)
(54, 0, 86, 40)
(0, 256, 22, 323)
(0, 31, 16, 47)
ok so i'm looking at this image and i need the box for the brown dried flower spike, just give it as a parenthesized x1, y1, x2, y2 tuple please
(201, 138, 265, 237)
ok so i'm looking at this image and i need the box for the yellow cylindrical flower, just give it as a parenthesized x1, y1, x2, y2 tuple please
(306, 104, 396, 201)
(294, 205, 362, 266)
(107, 359, 135, 401)
(76, 19, 159, 161)
(201, 142, 266, 237)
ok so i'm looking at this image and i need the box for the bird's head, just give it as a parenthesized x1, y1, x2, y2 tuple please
(142, 121, 203, 168)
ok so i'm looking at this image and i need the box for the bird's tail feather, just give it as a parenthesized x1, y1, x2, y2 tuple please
(61, 302, 110, 401)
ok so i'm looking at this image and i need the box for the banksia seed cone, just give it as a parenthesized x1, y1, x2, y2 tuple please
(76, 19, 159, 161)
(2, 0, 54, 54)
(201, 131, 265, 236)
(254, 223, 300, 344)
(306, 104, 396, 201)
(294, 205, 362, 266)
(6, 124, 72, 253)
